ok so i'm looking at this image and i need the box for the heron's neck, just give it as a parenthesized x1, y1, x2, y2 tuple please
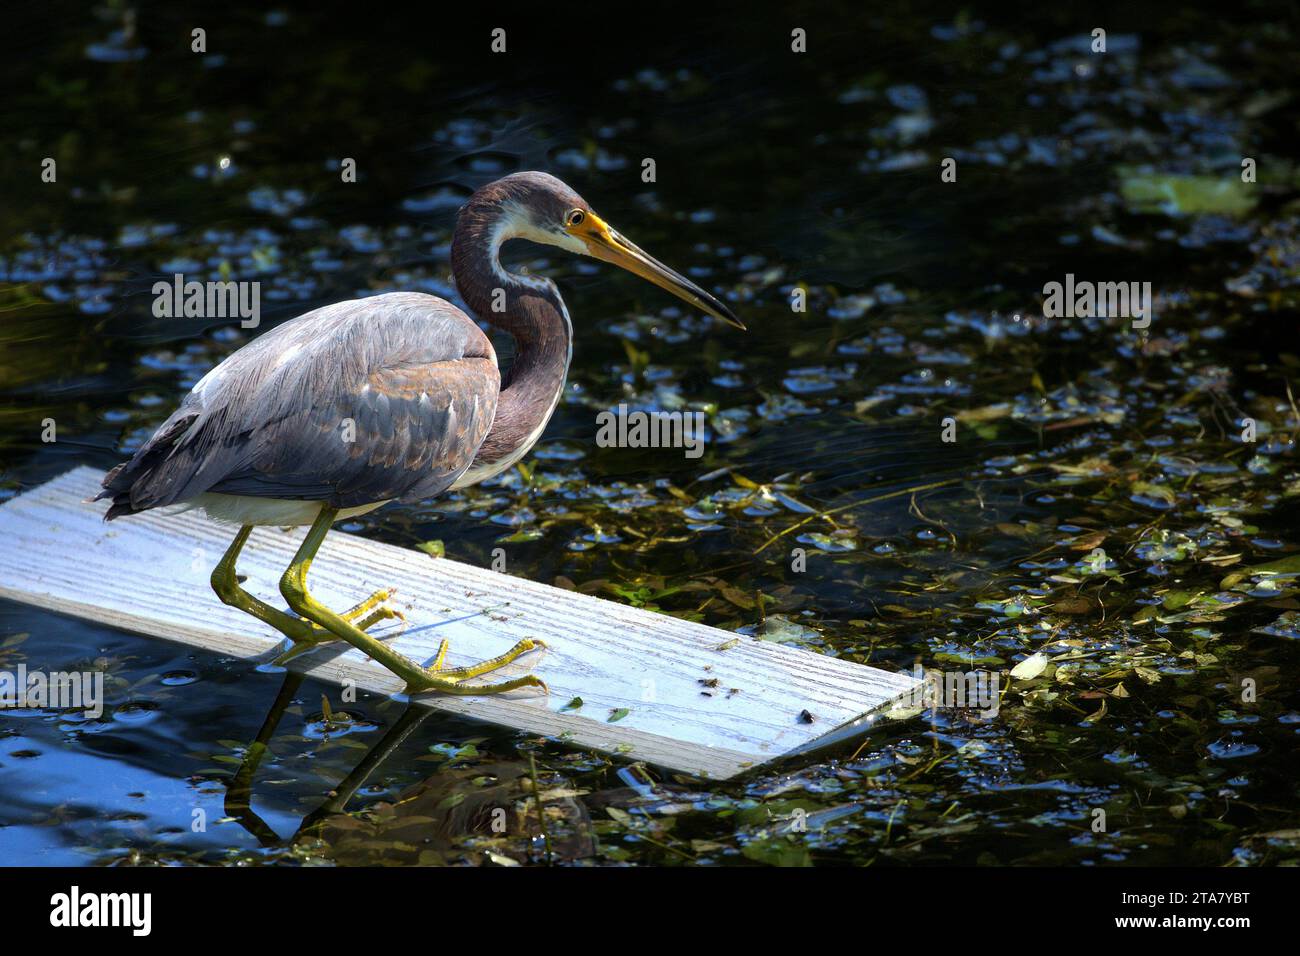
(450, 203, 572, 467)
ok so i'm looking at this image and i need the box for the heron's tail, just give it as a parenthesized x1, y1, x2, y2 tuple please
(95, 413, 199, 520)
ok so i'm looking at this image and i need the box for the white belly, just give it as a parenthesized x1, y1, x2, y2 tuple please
(174, 493, 392, 527)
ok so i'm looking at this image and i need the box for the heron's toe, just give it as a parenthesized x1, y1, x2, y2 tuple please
(341, 587, 400, 622)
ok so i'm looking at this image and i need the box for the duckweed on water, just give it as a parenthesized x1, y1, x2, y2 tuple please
(1, 5, 1298, 866)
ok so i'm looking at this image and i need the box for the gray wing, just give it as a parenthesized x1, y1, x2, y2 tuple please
(100, 292, 499, 517)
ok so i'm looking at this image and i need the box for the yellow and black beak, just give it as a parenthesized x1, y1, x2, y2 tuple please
(573, 213, 746, 330)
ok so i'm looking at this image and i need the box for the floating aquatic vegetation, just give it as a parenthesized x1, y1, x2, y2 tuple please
(4, 4, 1300, 870)
(1119, 170, 1257, 218)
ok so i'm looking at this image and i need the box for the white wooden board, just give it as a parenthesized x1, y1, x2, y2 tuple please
(0, 467, 918, 779)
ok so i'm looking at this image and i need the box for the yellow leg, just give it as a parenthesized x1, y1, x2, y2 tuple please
(212, 525, 323, 644)
(212, 525, 403, 655)
(278, 507, 547, 696)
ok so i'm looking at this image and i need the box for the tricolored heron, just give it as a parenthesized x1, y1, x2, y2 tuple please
(98, 171, 743, 696)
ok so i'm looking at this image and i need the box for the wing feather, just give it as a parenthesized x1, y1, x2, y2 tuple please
(100, 292, 499, 516)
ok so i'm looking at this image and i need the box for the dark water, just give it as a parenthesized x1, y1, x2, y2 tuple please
(2, 2, 1299, 865)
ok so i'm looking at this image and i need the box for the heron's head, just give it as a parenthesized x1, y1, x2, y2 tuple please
(488, 171, 745, 330)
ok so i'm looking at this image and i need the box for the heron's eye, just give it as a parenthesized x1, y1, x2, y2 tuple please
(565, 209, 586, 228)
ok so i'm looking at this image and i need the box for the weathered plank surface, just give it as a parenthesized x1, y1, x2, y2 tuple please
(0, 467, 918, 779)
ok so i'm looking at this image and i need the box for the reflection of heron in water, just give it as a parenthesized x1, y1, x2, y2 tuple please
(98, 172, 742, 695)
(223, 671, 595, 863)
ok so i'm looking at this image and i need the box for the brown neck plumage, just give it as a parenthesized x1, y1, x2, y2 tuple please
(450, 187, 572, 466)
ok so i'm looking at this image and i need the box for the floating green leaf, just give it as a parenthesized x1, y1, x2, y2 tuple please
(1119, 169, 1256, 217)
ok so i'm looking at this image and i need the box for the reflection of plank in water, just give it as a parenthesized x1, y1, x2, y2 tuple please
(0, 467, 919, 780)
